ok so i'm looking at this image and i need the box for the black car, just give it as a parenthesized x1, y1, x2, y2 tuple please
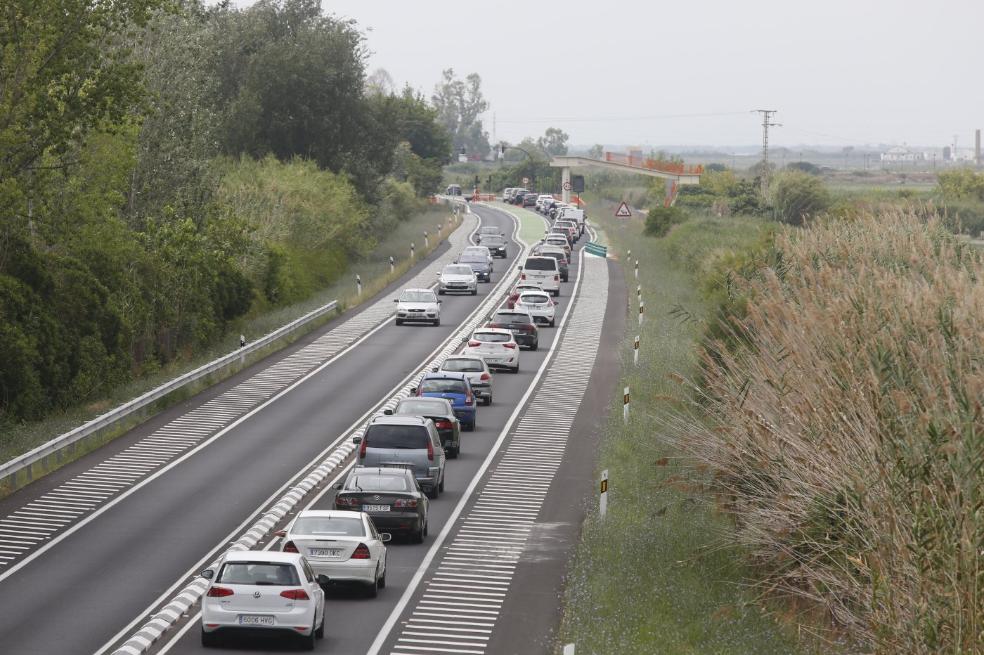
(512, 191, 528, 205)
(487, 309, 538, 350)
(334, 467, 429, 542)
(522, 194, 538, 208)
(480, 234, 508, 258)
(388, 397, 461, 457)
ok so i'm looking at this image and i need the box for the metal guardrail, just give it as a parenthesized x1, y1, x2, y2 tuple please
(584, 242, 608, 257)
(0, 299, 339, 492)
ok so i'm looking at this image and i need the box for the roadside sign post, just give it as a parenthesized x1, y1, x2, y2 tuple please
(356, 274, 362, 297)
(615, 201, 632, 218)
(623, 387, 630, 424)
(633, 335, 640, 367)
(599, 470, 609, 519)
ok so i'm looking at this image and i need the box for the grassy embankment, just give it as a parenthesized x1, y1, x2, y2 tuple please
(558, 202, 815, 654)
(0, 204, 457, 463)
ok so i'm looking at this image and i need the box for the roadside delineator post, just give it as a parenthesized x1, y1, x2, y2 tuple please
(389, 256, 395, 275)
(633, 335, 640, 367)
(424, 231, 429, 248)
(635, 259, 639, 280)
(626, 249, 631, 260)
(623, 386, 630, 424)
(564, 644, 576, 655)
(599, 470, 609, 519)
(637, 284, 642, 300)
(410, 242, 415, 260)
(356, 274, 362, 297)
(638, 301, 645, 326)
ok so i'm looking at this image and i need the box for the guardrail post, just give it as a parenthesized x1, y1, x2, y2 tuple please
(637, 284, 642, 300)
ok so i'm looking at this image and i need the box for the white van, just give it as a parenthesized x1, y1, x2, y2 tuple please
(520, 256, 561, 297)
(556, 207, 585, 234)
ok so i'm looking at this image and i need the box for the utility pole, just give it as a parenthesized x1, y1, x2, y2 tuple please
(754, 109, 781, 195)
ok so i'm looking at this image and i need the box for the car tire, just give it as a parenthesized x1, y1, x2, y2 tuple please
(201, 627, 220, 648)
(438, 289, 445, 295)
(413, 523, 425, 543)
(562, 275, 569, 282)
(471, 288, 478, 295)
(553, 289, 560, 297)
(449, 445, 459, 459)
(530, 340, 538, 352)
(426, 486, 438, 499)
(439, 475, 445, 493)
(366, 572, 379, 598)
(378, 564, 387, 589)
(511, 365, 519, 374)
(549, 318, 555, 327)
(433, 318, 440, 327)
(465, 421, 475, 432)
(300, 623, 316, 651)
(395, 319, 403, 326)
(315, 609, 325, 638)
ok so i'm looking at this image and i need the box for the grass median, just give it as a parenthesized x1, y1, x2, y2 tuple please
(557, 204, 812, 655)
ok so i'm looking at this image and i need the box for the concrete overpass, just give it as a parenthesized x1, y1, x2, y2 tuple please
(551, 152, 703, 206)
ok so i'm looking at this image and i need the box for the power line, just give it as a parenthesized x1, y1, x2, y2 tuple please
(494, 110, 750, 124)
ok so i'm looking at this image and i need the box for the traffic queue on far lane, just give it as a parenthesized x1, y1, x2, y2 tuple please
(198, 205, 582, 650)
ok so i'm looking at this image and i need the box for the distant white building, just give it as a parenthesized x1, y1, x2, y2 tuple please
(880, 146, 925, 163)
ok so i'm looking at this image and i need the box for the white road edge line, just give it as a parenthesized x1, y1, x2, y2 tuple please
(95, 203, 519, 655)
(365, 205, 582, 655)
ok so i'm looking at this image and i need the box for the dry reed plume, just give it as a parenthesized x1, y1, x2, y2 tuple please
(666, 210, 983, 653)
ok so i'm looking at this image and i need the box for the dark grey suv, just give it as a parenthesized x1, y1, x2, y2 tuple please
(354, 415, 446, 497)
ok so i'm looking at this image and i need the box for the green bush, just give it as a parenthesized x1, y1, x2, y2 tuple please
(644, 206, 689, 237)
(770, 170, 830, 225)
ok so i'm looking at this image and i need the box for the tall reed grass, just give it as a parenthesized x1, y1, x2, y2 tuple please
(666, 210, 983, 653)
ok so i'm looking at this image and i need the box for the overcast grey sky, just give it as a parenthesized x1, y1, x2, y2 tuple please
(247, 0, 983, 148)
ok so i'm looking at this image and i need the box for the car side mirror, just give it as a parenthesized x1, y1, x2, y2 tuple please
(409, 387, 417, 395)
(392, 298, 398, 302)
(201, 569, 214, 580)
(352, 435, 362, 444)
(436, 271, 442, 276)
(274, 529, 286, 538)
(383, 408, 393, 415)
(380, 533, 392, 543)
(431, 367, 439, 372)
(437, 300, 442, 304)
(317, 574, 330, 586)
(334, 481, 344, 490)
(517, 265, 523, 271)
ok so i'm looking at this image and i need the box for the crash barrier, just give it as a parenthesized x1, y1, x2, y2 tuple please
(583, 241, 608, 257)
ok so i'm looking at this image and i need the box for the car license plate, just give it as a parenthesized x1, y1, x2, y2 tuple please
(239, 615, 275, 626)
(309, 548, 342, 557)
(364, 504, 390, 512)
(486, 357, 503, 363)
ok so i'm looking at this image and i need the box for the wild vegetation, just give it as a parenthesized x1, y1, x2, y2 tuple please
(0, 0, 451, 425)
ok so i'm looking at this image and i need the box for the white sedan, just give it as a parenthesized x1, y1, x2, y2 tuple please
(395, 288, 442, 326)
(437, 264, 478, 295)
(201, 551, 326, 649)
(515, 290, 556, 327)
(279, 510, 390, 597)
(462, 328, 520, 373)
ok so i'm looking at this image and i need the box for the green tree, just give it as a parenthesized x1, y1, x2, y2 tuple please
(937, 168, 984, 201)
(587, 144, 604, 159)
(431, 68, 490, 158)
(537, 127, 569, 156)
(770, 171, 830, 225)
(644, 206, 689, 237)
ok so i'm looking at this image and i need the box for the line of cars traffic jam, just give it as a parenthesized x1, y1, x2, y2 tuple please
(197, 201, 587, 649)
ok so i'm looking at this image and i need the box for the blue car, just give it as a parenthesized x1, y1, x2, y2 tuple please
(413, 372, 478, 431)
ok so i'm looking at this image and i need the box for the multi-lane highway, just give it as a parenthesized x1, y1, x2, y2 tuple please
(0, 203, 621, 655)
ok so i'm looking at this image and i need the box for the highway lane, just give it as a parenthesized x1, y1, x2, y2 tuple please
(0, 207, 519, 655)
(145, 203, 593, 655)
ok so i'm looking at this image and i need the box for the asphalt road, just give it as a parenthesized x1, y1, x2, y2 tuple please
(0, 206, 521, 655)
(155, 203, 598, 655)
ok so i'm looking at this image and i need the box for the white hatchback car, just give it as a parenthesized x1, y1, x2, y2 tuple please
(395, 288, 442, 326)
(438, 264, 478, 295)
(462, 328, 520, 374)
(515, 290, 556, 327)
(279, 510, 390, 597)
(201, 551, 326, 650)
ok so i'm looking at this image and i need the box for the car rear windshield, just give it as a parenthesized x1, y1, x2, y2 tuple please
(364, 425, 430, 449)
(460, 255, 485, 264)
(396, 399, 448, 415)
(347, 474, 410, 492)
(480, 227, 499, 234)
(444, 265, 473, 275)
(524, 258, 556, 271)
(519, 294, 550, 304)
(400, 290, 436, 303)
(474, 332, 510, 343)
(292, 517, 365, 536)
(442, 358, 484, 372)
(482, 236, 505, 246)
(541, 252, 566, 263)
(217, 562, 300, 586)
(493, 312, 531, 324)
(419, 379, 467, 394)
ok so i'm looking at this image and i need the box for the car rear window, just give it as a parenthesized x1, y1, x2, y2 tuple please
(364, 425, 430, 449)
(474, 332, 511, 343)
(419, 379, 466, 394)
(444, 265, 473, 275)
(396, 399, 448, 415)
(493, 312, 531, 324)
(217, 562, 300, 586)
(519, 293, 550, 304)
(442, 358, 484, 372)
(347, 474, 410, 492)
(524, 257, 557, 271)
(482, 236, 505, 246)
(460, 255, 485, 264)
(292, 517, 365, 536)
(541, 252, 566, 263)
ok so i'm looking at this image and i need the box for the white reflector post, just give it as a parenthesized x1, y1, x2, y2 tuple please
(634, 259, 639, 279)
(623, 386, 630, 424)
(633, 335, 640, 367)
(599, 469, 609, 519)
(564, 644, 576, 655)
(638, 301, 645, 326)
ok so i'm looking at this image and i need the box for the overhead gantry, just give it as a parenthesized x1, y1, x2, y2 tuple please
(550, 152, 703, 207)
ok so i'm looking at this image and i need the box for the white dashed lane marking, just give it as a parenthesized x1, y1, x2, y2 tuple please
(387, 251, 609, 655)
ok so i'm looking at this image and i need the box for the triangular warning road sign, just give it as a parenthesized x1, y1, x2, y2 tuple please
(615, 201, 632, 218)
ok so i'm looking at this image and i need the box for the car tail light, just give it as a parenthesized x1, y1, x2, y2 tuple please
(359, 436, 367, 459)
(466, 391, 474, 404)
(435, 419, 452, 429)
(427, 439, 434, 461)
(554, 275, 560, 281)
(504, 343, 516, 349)
(350, 543, 371, 560)
(520, 273, 526, 280)
(283, 540, 298, 553)
(480, 372, 490, 381)
(280, 589, 310, 600)
(335, 496, 357, 507)
(207, 586, 234, 598)
(394, 498, 418, 508)
(468, 340, 480, 347)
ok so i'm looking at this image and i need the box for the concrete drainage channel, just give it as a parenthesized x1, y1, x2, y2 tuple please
(107, 208, 528, 655)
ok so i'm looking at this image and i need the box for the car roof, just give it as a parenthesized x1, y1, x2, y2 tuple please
(401, 287, 436, 294)
(350, 466, 413, 477)
(224, 550, 303, 564)
(398, 396, 453, 409)
(296, 509, 365, 520)
(474, 327, 513, 336)
(368, 414, 430, 425)
(496, 308, 532, 315)
(444, 354, 486, 363)
(519, 290, 550, 296)
(420, 371, 468, 381)
(539, 246, 567, 255)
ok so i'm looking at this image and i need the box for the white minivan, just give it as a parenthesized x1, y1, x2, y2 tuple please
(519, 256, 561, 297)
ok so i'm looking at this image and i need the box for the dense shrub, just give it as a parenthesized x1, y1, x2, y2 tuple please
(644, 206, 690, 237)
(666, 211, 984, 653)
(769, 170, 830, 225)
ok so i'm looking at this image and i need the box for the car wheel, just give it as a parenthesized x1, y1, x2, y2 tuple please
(424, 519, 429, 537)
(563, 275, 569, 282)
(201, 627, 220, 648)
(530, 340, 538, 352)
(465, 421, 475, 432)
(426, 486, 438, 499)
(433, 318, 441, 327)
(471, 288, 478, 295)
(300, 623, 316, 651)
(395, 319, 403, 326)
(511, 365, 519, 374)
(378, 564, 387, 589)
(315, 608, 325, 638)
(486, 395, 493, 406)
(449, 445, 459, 459)
(366, 569, 379, 598)
(549, 318, 555, 327)
(438, 289, 445, 295)
(553, 289, 560, 297)
(413, 523, 425, 543)
(439, 474, 445, 493)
